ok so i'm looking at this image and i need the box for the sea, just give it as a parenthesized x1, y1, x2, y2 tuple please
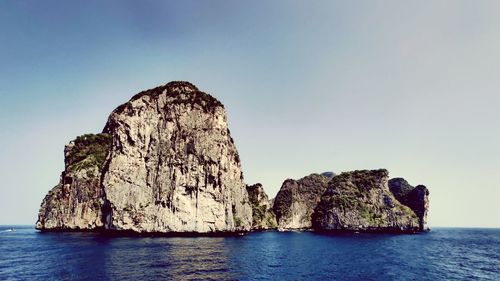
(0, 226, 498, 280)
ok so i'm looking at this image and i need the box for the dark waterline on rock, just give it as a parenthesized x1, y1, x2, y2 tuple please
(0, 226, 499, 280)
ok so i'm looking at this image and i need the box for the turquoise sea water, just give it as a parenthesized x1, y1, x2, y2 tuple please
(0, 226, 499, 280)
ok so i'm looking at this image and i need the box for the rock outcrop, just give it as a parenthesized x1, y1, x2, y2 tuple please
(312, 169, 422, 232)
(36, 81, 252, 233)
(246, 183, 277, 230)
(272, 173, 330, 230)
(36, 134, 111, 230)
(35, 81, 430, 235)
(388, 178, 429, 230)
(101, 81, 252, 233)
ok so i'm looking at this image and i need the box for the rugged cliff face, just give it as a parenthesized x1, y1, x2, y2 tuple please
(101, 81, 251, 232)
(388, 178, 429, 230)
(246, 183, 277, 230)
(35, 81, 430, 234)
(273, 173, 330, 230)
(36, 81, 252, 233)
(312, 169, 421, 232)
(36, 134, 111, 230)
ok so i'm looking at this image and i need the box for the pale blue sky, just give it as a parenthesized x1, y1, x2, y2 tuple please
(1, 1, 499, 227)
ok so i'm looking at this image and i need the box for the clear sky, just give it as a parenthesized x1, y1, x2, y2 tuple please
(1, 1, 499, 227)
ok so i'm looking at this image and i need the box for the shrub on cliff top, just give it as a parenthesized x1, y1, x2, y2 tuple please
(66, 133, 112, 172)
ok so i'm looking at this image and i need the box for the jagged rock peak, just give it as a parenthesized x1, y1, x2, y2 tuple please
(131, 81, 199, 100)
(246, 183, 277, 230)
(36, 133, 111, 230)
(273, 173, 330, 230)
(106, 81, 222, 128)
(37, 81, 252, 234)
(312, 169, 422, 232)
(388, 178, 429, 230)
(100, 81, 251, 233)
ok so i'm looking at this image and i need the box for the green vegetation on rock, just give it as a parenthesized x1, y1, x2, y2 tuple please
(273, 174, 330, 229)
(65, 133, 112, 174)
(312, 169, 421, 231)
(246, 183, 277, 230)
(113, 81, 223, 117)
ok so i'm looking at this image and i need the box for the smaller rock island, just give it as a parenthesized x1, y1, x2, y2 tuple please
(36, 81, 429, 235)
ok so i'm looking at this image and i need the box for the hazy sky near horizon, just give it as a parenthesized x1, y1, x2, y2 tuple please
(1, 1, 499, 227)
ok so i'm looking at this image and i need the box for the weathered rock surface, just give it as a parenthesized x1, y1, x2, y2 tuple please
(36, 134, 111, 230)
(36, 81, 252, 233)
(273, 173, 330, 230)
(101, 82, 252, 233)
(246, 183, 277, 230)
(35, 81, 430, 235)
(312, 169, 422, 232)
(388, 178, 429, 230)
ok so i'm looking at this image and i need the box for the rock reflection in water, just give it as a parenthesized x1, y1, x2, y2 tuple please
(103, 237, 237, 280)
(2, 228, 499, 280)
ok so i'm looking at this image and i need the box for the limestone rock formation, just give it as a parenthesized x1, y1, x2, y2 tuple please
(388, 178, 429, 230)
(101, 81, 252, 233)
(246, 183, 277, 230)
(312, 169, 422, 232)
(35, 81, 431, 235)
(36, 81, 252, 233)
(273, 173, 330, 230)
(36, 134, 111, 230)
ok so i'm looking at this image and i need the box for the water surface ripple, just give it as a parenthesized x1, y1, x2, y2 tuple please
(0, 227, 498, 280)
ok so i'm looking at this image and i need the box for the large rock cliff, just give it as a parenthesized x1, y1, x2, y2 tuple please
(246, 183, 277, 230)
(272, 173, 331, 230)
(36, 81, 252, 233)
(388, 178, 429, 230)
(36, 134, 111, 230)
(312, 169, 422, 232)
(35, 81, 430, 234)
(101, 81, 252, 232)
